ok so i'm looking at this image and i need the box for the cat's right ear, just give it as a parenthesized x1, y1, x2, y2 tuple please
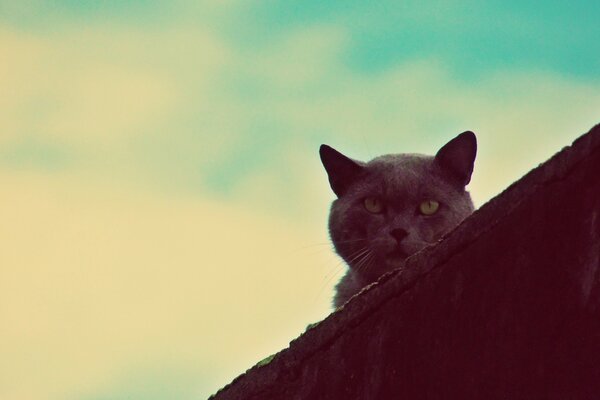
(434, 131, 477, 187)
(320, 145, 364, 197)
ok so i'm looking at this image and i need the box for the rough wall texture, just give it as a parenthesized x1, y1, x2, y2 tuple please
(212, 124, 600, 399)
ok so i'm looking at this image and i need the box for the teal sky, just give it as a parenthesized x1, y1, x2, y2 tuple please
(2, 1, 600, 209)
(1, 2, 600, 399)
(6, 0, 599, 78)
(247, 1, 600, 79)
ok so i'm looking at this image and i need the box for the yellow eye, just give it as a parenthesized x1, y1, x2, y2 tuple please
(419, 200, 439, 215)
(364, 197, 384, 213)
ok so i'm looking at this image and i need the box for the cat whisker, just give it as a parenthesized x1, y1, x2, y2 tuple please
(292, 239, 367, 258)
(314, 259, 347, 302)
(334, 238, 368, 244)
(321, 255, 350, 283)
(317, 246, 370, 293)
(345, 247, 371, 266)
(304, 238, 367, 248)
(314, 248, 369, 304)
(319, 246, 368, 288)
(354, 251, 374, 274)
(294, 242, 337, 250)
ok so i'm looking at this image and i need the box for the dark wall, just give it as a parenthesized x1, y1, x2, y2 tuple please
(212, 124, 600, 400)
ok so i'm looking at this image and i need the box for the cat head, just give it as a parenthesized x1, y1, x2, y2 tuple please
(320, 131, 476, 281)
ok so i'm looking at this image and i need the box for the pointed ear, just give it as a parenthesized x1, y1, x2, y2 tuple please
(319, 144, 364, 197)
(434, 131, 477, 186)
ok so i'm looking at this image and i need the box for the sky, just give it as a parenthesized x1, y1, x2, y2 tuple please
(1, 1, 600, 399)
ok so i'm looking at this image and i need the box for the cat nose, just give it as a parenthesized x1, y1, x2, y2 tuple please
(390, 228, 408, 244)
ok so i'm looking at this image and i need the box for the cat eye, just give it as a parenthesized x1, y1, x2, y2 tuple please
(364, 197, 384, 214)
(419, 200, 440, 215)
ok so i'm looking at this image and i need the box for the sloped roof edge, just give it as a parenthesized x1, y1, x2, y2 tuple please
(211, 123, 600, 399)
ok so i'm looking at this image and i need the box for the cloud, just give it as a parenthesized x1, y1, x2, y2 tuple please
(253, 1, 600, 79)
(0, 23, 232, 183)
(2, 20, 599, 209)
(200, 40, 600, 206)
(0, 24, 224, 141)
(2, 6, 600, 400)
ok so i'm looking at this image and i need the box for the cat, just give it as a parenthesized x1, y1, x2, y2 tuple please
(320, 131, 477, 308)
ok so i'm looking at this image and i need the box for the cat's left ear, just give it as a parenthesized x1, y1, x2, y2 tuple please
(320, 145, 364, 197)
(435, 131, 477, 186)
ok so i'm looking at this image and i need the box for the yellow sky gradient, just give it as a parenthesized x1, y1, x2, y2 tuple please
(2, 8, 600, 399)
(0, 170, 334, 399)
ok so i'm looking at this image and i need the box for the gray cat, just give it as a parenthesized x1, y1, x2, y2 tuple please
(320, 131, 477, 308)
